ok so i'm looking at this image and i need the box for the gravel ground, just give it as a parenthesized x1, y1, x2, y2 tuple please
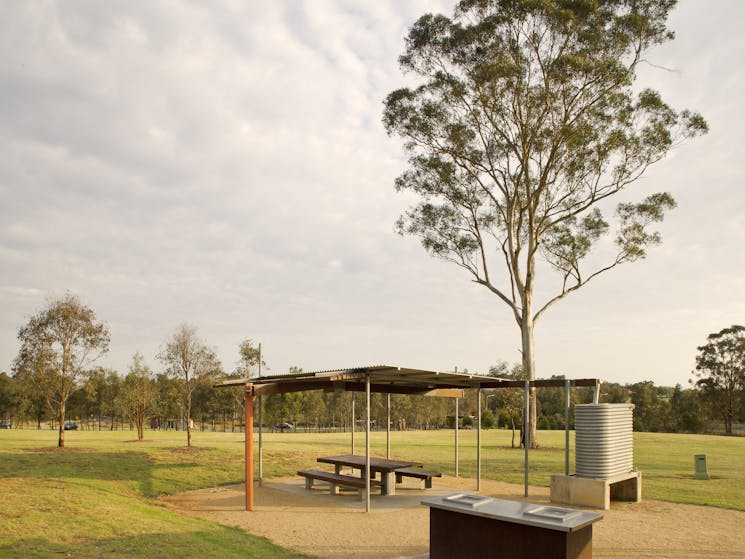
(161, 476, 745, 559)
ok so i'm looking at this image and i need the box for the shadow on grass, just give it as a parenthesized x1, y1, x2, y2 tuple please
(0, 449, 195, 498)
(0, 527, 316, 559)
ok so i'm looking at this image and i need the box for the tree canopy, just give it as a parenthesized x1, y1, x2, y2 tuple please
(13, 293, 110, 446)
(121, 352, 156, 441)
(693, 325, 745, 435)
(157, 324, 222, 447)
(383, 0, 706, 445)
(236, 339, 265, 379)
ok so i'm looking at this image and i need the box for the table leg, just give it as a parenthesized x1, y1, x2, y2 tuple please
(382, 471, 396, 496)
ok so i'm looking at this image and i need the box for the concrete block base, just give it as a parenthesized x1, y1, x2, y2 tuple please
(550, 471, 642, 510)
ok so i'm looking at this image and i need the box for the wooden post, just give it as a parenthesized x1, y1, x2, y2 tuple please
(245, 383, 254, 511)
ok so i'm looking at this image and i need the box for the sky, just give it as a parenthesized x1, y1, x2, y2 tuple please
(1, 1, 743, 388)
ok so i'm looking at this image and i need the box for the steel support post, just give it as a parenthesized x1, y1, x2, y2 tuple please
(386, 393, 391, 459)
(565, 379, 571, 476)
(258, 394, 263, 486)
(365, 374, 371, 512)
(245, 384, 254, 511)
(477, 388, 482, 492)
(454, 397, 459, 478)
(524, 380, 530, 498)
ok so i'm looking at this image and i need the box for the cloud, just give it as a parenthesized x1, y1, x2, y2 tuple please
(0, 1, 742, 387)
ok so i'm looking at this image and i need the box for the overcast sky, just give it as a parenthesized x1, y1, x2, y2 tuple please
(1, 1, 743, 388)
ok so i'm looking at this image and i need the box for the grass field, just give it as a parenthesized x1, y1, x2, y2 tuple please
(0, 429, 312, 559)
(1, 428, 743, 558)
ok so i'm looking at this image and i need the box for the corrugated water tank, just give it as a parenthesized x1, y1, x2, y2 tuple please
(575, 403, 634, 478)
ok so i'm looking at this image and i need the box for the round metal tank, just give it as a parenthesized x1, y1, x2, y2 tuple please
(575, 403, 634, 478)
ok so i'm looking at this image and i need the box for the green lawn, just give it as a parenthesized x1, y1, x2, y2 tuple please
(255, 428, 745, 510)
(632, 432, 744, 508)
(1, 428, 743, 558)
(0, 430, 313, 559)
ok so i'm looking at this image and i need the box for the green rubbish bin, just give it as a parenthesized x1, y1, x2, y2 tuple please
(694, 454, 710, 480)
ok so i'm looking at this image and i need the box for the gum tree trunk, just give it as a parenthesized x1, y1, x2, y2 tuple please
(520, 315, 538, 448)
(58, 401, 66, 448)
(186, 394, 193, 448)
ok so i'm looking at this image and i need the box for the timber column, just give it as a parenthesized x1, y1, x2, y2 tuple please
(245, 383, 254, 511)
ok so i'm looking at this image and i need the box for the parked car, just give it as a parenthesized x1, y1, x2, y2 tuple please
(0, 419, 11, 429)
(279, 422, 295, 432)
(63, 421, 78, 430)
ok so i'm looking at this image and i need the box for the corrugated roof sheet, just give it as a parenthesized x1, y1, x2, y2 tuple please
(216, 365, 601, 392)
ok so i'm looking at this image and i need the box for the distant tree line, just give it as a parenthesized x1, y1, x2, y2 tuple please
(2, 369, 742, 439)
(1, 295, 743, 442)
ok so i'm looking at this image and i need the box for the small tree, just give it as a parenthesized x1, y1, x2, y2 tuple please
(489, 362, 524, 447)
(235, 339, 265, 378)
(121, 352, 156, 440)
(14, 293, 110, 447)
(302, 390, 325, 432)
(157, 324, 222, 447)
(693, 325, 745, 435)
(153, 373, 181, 429)
(12, 367, 49, 429)
(227, 338, 267, 430)
(0, 372, 18, 426)
(670, 384, 705, 433)
(83, 368, 122, 430)
(265, 366, 304, 431)
(383, 0, 707, 447)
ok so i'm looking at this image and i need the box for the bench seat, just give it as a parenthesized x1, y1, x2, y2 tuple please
(298, 469, 382, 498)
(394, 467, 442, 488)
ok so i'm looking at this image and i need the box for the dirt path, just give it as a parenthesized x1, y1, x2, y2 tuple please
(161, 476, 745, 559)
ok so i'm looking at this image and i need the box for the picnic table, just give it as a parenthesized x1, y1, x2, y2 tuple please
(316, 454, 423, 496)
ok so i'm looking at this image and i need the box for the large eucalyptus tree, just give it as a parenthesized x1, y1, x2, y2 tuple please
(383, 0, 706, 445)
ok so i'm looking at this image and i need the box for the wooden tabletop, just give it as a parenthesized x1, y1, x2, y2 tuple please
(317, 454, 423, 472)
